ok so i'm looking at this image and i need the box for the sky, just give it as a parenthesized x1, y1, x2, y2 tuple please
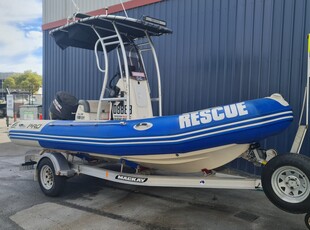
(0, 0, 42, 75)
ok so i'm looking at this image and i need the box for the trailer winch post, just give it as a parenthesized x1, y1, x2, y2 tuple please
(290, 33, 310, 154)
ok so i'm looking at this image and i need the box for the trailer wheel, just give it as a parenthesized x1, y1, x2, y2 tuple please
(262, 154, 310, 214)
(305, 213, 310, 230)
(38, 158, 66, 197)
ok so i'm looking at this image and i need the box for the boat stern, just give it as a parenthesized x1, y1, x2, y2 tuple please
(8, 120, 51, 147)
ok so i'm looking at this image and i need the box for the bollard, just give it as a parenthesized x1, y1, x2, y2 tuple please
(39, 113, 43, 120)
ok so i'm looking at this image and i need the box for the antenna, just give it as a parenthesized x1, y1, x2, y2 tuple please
(71, 0, 80, 13)
(119, 0, 128, 18)
(67, 0, 80, 23)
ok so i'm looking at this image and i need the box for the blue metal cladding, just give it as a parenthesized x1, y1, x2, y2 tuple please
(43, 0, 310, 174)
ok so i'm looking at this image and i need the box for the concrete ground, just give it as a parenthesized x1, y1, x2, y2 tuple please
(0, 118, 307, 230)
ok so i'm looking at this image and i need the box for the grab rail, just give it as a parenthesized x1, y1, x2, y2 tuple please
(94, 38, 120, 73)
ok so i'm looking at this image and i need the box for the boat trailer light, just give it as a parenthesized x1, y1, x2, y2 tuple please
(143, 16, 167, 27)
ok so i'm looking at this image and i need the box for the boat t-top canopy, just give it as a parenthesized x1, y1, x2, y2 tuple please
(50, 14, 172, 120)
(50, 14, 172, 52)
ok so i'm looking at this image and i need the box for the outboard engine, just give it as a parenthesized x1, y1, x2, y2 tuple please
(49, 91, 78, 120)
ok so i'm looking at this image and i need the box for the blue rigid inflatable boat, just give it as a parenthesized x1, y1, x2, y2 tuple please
(9, 94, 293, 172)
(8, 15, 293, 172)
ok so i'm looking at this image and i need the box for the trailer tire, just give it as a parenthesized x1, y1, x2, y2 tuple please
(38, 158, 66, 197)
(305, 213, 310, 230)
(262, 153, 310, 214)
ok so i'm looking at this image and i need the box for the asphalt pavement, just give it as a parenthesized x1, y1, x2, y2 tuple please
(0, 118, 307, 230)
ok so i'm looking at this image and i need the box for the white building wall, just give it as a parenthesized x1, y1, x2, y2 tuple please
(43, 0, 131, 24)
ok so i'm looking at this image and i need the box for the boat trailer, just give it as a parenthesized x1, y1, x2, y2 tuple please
(18, 14, 310, 228)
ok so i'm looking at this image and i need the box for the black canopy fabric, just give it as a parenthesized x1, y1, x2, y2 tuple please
(50, 15, 173, 52)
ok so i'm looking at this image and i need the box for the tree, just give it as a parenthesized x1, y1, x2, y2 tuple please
(4, 70, 42, 94)
(3, 77, 16, 89)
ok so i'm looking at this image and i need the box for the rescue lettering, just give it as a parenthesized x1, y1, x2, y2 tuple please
(179, 102, 248, 129)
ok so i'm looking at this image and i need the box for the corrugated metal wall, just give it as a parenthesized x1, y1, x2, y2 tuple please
(43, 0, 310, 174)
